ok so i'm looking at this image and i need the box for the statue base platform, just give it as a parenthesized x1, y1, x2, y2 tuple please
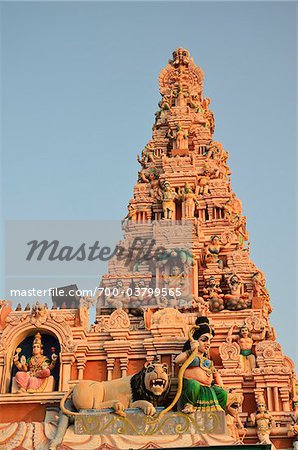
(0, 408, 238, 449)
(75, 408, 226, 436)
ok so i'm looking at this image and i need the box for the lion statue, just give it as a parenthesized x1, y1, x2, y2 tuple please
(49, 362, 170, 450)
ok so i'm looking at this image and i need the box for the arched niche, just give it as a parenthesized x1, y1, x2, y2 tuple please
(0, 319, 76, 394)
(10, 331, 60, 393)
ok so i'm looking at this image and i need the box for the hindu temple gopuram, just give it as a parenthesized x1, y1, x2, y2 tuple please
(0, 48, 297, 450)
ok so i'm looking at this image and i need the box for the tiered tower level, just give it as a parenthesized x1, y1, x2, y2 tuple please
(0, 48, 297, 449)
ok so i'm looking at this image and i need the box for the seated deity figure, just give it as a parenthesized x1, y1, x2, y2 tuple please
(174, 317, 228, 413)
(224, 273, 250, 310)
(202, 276, 225, 312)
(165, 265, 192, 308)
(205, 235, 224, 268)
(13, 332, 57, 393)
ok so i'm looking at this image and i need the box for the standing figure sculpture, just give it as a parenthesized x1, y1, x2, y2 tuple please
(176, 125, 188, 150)
(13, 332, 57, 393)
(228, 324, 265, 373)
(174, 317, 228, 413)
(183, 183, 198, 218)
(250, 395, 275, 449)
(162, 182, 177, 220)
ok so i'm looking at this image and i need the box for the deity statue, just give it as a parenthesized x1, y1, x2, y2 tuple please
(234, 216, 249, 247)
(171, 47, 190, 67)
(176, 125, 188, 150)
(163, 265, 192, 309)
(204, 235, 224, 268)
(137, 141, 155, 167)
(228, 324, 266, 373)
(162, 182, 177, 220)
(250, 395, 275, 448)
(202, 276, 225, 312)
(174, 317, 229, 413)
(202, 97, 215, 135)
(195, 175, 210, 195)
(288, 413, 298, 450)
(13, 333, 57, 394)
(182, 183, 198, 218)
(129, 279, 154, 316)
(106, 280, 130, 311)
(123, 203, 137, 222)
(226, 391, 246, 443)
(148, 170, 162, 200)
(224, 273, 250, 310)
(175, 85, 186, 107)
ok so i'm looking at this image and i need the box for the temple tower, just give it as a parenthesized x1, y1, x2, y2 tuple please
(95, 48, 296, 447)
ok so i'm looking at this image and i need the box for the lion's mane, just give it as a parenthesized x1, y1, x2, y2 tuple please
(130, 367, 171, 407)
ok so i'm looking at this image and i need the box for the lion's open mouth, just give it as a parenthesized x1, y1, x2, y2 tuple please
(150, 379, 166, 388)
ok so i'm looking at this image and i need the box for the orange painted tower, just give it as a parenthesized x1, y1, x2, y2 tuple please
(0, 48, 296, 449)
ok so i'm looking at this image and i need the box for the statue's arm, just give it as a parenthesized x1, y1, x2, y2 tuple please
(213, 369, 224, 388)
(174, 350, 189, 365)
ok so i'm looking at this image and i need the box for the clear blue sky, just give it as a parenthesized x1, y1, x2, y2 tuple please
(1, 2, 296, 364)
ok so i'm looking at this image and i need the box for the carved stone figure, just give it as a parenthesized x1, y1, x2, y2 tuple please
(149, 170, 162, 199)
(228, 324, 266, 373)
(123, 203, 137, 222)
(250, 395, 275, 448)
(182, 183, 198, 218)
(176, 125, 188, 150)
(225, 391, 246, 443)
(196, 175, 210, 195)
(202, 97, 215, 135)
(170, 47, 190, 67)
(13, 332, 57, 393)
(106, 280, 130, 310)
(224, 274, 250, 310)
(202, 276, 225, 312)
(174, 317, 243, 414)
(49, 362, 170, 450)
(163, 265, 192, 309)
(137, 141, 155, 167)
(251, 271, 272, 315)
(162, 182, 177, 219)
(205, 235, 224, 268)
(288, 413, 298, 450)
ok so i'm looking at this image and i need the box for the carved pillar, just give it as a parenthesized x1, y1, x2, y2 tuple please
(120, 358, 128, 377)
(279, 387, 290, 411)
(207, 206, 213, 221)
(76, 356, 87, 380)
(60, 353, 75, 391)
(273, 386, 280, 411)
(107, 358, 115, 381)
(266, 386, 273, 411)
